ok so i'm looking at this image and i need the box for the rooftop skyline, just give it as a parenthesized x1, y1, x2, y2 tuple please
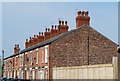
(2, 2, 118, 57)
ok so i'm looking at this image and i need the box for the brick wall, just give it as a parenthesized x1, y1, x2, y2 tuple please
(49, 25, 118, 79)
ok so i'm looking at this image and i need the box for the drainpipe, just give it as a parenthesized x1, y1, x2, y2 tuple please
(87, 26, 90, 65)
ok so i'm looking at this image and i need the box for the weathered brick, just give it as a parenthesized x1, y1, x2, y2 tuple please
(49, 25, 118, 79)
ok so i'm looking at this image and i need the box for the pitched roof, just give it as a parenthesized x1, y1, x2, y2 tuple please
(4, 29, 76, 60)
(4, 24, 118, 60)
(20, 29, 76, 54)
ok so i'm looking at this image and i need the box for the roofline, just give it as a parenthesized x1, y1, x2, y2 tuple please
(4, 24, 118, 60)
(4, 52, 19, 60)
(4, 29, 75, 60)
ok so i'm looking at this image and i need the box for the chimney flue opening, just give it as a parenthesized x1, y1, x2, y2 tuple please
(42, 32, 43, 36)
(17, 44, 19, 47)
(85, 11, 89, 16)
(15, 44, 17, 47)
(30, 37, 32, 40)
(59, 20, 61, 25)
(46, 28, 47, 32)
(55, 25, 57, 29)
(39, 32, 41, 36)
(82, 11, 85, 16)
(77, 11, 81, 16)
(52, 25, 54, 29)
(48, 28, 50, 32)
(62, 21, 64, 25)
(65, 21, 67, 25)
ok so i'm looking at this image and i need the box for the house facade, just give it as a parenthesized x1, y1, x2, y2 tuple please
(3, 11, 118, 79)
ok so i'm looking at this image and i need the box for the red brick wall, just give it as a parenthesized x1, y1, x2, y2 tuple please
(49, 25, 118, 79)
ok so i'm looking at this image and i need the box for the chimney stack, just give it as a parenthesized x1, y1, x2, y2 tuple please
(58, 20, 69, 34)
(24, 19, 70, 48)
(14, 44, 20, 54)
(44, 28, 51, 40)
(25, 39, 29, 48)
(37, 32, 44, 43)
(29, 37, 33, 47)
(51, 25, 58, 37)
(76, 11, 90, 29)
(33, 35, 38, 45)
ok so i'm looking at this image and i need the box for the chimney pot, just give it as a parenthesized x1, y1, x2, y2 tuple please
(48, 28, 50, 32)
(42, 32, 43, 36)
(17, 44, 19, 48)
(39, 32, 41, 36)
(55, 25, 57, 29)
(46, 28, 47, 32)
(62, 21, 64, 25)
(30, 37, 32, 40)
(52, 25, 54, 29)
(65, 21, 67, 25)
(37, 35, 39, 37)
(82, 11, 85, 16)
(85, 11, 89, 16)
(59, 20, 61, 25)
(14, 44, 20, 54)
(77, 11, 81, 15)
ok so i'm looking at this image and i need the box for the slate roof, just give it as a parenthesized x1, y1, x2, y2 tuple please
(4, 29, 76, 60)
(4, 24, 118, 60)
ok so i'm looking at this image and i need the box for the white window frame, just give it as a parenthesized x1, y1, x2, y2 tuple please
(27, 70, 29, 79)
(41, 48, 44, 63)
(21, 54, 24, 66)
(25, 52, 27, 66)
(15, 56, 17, 65)
(33, 70, 35, 79)
(20, 55, 22, 66)
(45, 45, 49, 63)
(42, 68, 44, 79)
(36, 49, 38, 64)
(30, 51, 32, 65)
(46, 68, 48, 79)
(14, 70, 15, 78)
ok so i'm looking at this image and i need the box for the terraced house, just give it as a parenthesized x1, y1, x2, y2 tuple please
(3, 11, 119, 79)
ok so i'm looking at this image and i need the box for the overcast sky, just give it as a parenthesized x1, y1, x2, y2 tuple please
(2, 2, 118, 58)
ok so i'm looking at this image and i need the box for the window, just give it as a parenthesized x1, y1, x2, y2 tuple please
(27, 70, 29, 79)
(32, 70, 35, 79)
(21, 54, 24, 66)
(15, 56, 18, 66)
(30, 71, 32, 79)
(21, 70, 24, 79)
(42, 69, 44, 79)
(38, 70, 42, 79)
(20, 55, 22, 66)
(46, 69, 48, 79)
(25, 52, 27, 66)
(36, 49, 38, 64)
(45, 46, 49, 63)
(30, 51, 32, 65)
(41, 48, 44, 63)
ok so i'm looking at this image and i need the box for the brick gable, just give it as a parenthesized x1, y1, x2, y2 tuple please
(49, 24, 118, 78)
